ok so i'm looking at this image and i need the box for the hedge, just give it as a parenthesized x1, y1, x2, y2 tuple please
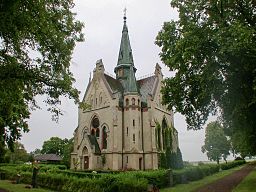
(172, 160, 246, 185)
(220, 160, 246, 170)
(0, 160, 246, 191)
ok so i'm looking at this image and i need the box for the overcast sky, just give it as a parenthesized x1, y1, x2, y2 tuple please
(21, 0, 211, 162)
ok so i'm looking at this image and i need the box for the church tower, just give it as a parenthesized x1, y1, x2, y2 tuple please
(114, 13, 143, 169)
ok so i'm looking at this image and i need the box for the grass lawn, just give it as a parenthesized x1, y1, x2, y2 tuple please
(0, 180, 53, 192)
(161, 165, 245, 192)
(232, 166, 256, 192)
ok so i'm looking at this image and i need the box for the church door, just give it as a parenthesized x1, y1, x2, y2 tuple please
(84, 156, 89, 169)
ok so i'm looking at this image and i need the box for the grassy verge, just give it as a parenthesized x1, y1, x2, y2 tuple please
(161, 165, 245, 192)
(0, 180, 53, 192)
(232, 166, 256, 192)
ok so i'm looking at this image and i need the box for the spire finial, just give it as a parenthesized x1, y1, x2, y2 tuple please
(123, 7, 127, 21)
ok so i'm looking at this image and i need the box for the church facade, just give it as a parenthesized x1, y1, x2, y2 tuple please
(71, 16, 179, 170)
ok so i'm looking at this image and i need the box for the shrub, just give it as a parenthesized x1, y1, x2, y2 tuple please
(220, 160, 246, 170)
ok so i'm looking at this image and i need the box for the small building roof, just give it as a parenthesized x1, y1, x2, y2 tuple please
(34, 154, 62, 161)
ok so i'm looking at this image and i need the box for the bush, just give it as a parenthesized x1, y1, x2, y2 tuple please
(130, 169, 170, 188)
(173, 164, 219, 184)
(220, 160, 246, 170)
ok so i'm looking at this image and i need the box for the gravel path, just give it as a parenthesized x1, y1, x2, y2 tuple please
(195, 163, 255, 192)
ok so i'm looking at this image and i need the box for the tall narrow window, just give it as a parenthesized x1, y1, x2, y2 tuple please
(126, 98, 129, 106)
(132, 98, 135, 105)
(126, 156, 128, 163)
(133, 134, 135, 143)
(133, 119, 135, 126)
(102, 126, 107, 149)
(127, 127, 128, 136)
(96, 128, 100, 138)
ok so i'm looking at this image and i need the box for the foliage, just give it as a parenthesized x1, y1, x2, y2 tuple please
(220, 160, 246, 170)
(161, 163, 246, 192)
(156, 0, 256, 155)
(0, 0, 84, 153)
(61, 138, 74, 168)
(4, 142, 29, 163)
(40, 137, 73, 167)
(156, 120, 183, 169)
(201, 121, 231, 164)
(0, 164, 173, 190)
(41, 137, 67, 156)
(160, 152, 168, 169)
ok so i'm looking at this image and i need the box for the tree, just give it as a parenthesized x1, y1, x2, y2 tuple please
(156, 0, 256, 155)
(0, 0, 84, 155)
(62, 138, 74, 168)
(4, 142, 29, 163)
(41, 137, 68, 156)
(201, 121, 230, 164)
(41, 136, 73, 167)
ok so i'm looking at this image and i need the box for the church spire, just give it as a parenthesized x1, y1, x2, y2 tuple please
(116, 9, 135, 67)
(114, 10, 139, 94)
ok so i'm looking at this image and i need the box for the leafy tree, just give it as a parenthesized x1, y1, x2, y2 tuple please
(156, 1, 256, 155)
(41, 137, 68, 156)
(0, 0, 84, 155)
(201, 121, 231, 164)
(41, 136, 73, 167)
(62, 137, 74, 168)
(4, 142, 29, 163)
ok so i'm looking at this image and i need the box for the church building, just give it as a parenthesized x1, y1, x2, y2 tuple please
(71, 15, 179, 170)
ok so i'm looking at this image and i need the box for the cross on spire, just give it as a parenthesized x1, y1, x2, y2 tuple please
(123, 7, 127, 21)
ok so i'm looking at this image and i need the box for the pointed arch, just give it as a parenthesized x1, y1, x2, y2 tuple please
(101, 123, 109, 150)
(82, 146, 88, 155)
(162, 117, 168, 150)
(90, 114, 100, 137)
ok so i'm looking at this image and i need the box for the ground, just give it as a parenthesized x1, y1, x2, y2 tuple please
(195, 163, 255, 192)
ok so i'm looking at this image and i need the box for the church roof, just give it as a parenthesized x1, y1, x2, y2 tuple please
(137, 75, 158, 102)
(34, 154, 62, 161)
(104, 74, 123, 93)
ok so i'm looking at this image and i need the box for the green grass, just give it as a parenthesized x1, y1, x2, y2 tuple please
(161, 165, 245, 192)
(0, 180, 53, 192)
(232, 166, 256, 192)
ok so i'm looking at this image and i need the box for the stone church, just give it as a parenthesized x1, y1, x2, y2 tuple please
(71, 15, 179, 170)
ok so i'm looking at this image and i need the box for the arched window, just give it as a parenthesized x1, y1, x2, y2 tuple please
(91, 117, 99, 128)
(102, 126, 107, 149)
(96, 128, 100, 137)
(162, 118, 168, 150)
(82, 146, 88, 155)
(126, 98, 129, 106)
(157, 127, 161, 149)
(132, 98, 135, 105)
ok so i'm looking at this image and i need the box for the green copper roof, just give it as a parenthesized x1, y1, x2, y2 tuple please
(115, 16, 139, 94)
(117, 18, 134, 66)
